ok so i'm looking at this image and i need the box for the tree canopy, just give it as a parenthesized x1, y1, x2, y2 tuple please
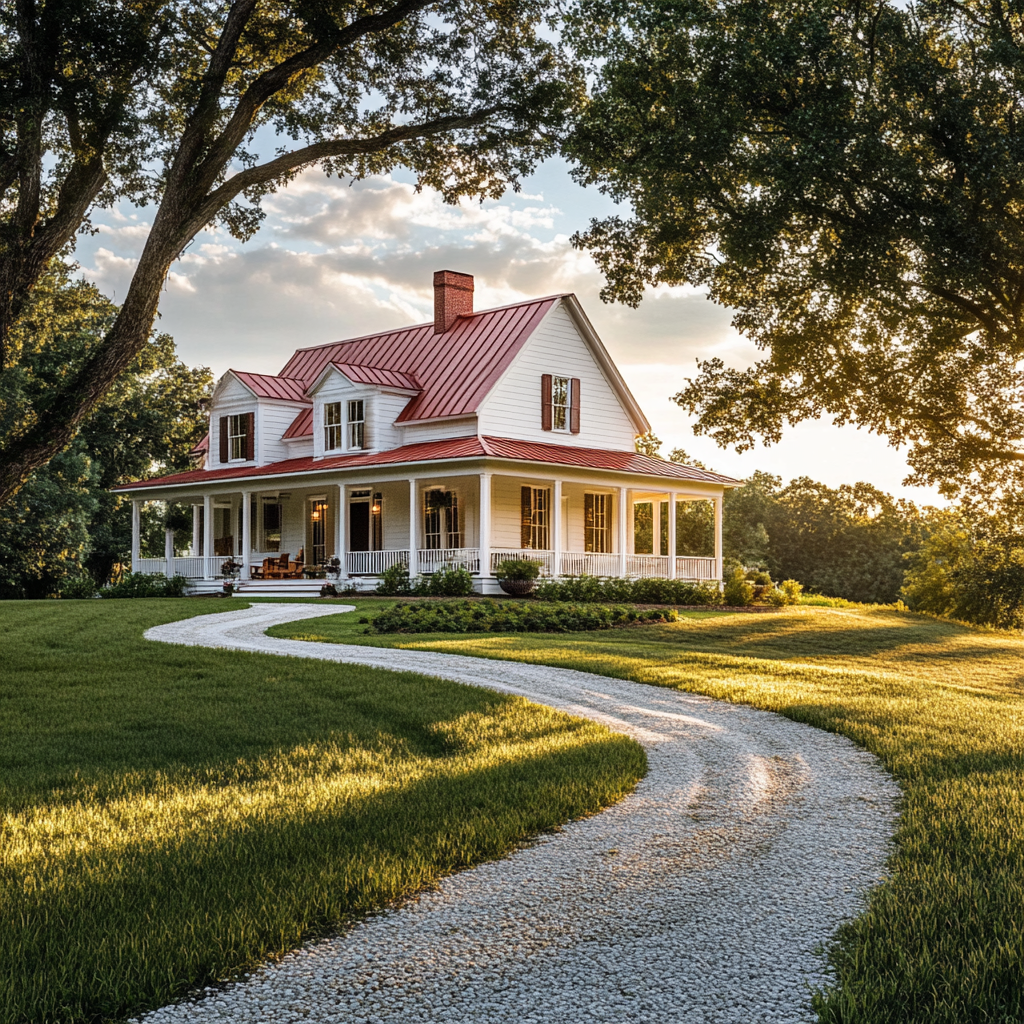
(0, 0, 576, 504)
(0, 263, 210, 596)
(567, 0, 1024, 505)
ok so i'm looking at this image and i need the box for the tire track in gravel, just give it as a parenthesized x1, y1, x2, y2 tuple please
(137, 603, 899, 1024)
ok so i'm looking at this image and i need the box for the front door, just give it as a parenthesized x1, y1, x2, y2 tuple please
(350, 501, 370, 552)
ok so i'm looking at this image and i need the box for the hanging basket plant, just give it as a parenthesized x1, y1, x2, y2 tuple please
(423, 489, 454, 512)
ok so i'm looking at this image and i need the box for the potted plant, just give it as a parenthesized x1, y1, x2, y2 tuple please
(494, 558, 543, 596)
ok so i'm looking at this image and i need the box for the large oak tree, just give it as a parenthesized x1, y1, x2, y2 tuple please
(567, 0, 1024, 504)
(0, 0, 575, 504)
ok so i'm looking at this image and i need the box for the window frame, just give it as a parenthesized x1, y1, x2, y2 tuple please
(584, 492, 612, 553)
(347, 399, 365, 450)
(228, 413, 249, 462)
(521, 486, 551, 550)
(324, 401, 343, 451)
(551, 375, 571, 432)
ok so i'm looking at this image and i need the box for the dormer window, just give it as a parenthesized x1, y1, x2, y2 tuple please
(228, 414, 250, 461)
(348, 400, 365, 450)
(324, 402, 342, 451)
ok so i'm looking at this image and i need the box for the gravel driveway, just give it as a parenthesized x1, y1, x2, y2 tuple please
(138, 603, 899, 1024)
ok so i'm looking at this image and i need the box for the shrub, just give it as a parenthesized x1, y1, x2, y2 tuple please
(494, 558, 543, 581)
(58, 575, 98, 599)
(779, 579, 803, 605)
(722, 568, 756, 606)
(99, 573, 188, 599)
(367, 599, 679, 635)
(534, 575, 722, 606)
(376, 562, 413, 596)
(415, 565, 475, 597)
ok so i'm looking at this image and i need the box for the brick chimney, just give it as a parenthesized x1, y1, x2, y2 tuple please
(433, 270, 474, 333)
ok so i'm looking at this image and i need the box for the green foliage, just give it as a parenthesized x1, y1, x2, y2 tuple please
(722, 568, 756, 607)
(902, 522, 1024, 629)
(0, 600, 643, 1023)
(494, 559, 543, 581)
(368, 599, 679, 635)
(779, 580, 803, 605)
(0, 264, 211, 594)
(98, 572, 189, 599)
(568, 0, 1024, 504)
(415, 566, 476, 597)
(719, 473, 928, 604)
(376, 562, 414, 597)
(534, 574, 722, 606)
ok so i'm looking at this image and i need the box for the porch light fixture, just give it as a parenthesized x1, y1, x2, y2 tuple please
(371, 501, 381, 513)
(311, 507, 321, 521)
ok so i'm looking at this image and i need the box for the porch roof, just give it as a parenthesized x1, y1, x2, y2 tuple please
(112, 435, 740, 493)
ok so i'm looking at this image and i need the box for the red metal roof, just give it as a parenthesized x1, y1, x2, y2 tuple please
(278, 297, 559, 423)
(283, 407, 313, 439)
(190, 433, 209, 454)
(231, 370, 310, 404)
(114, 436, 739, 491)
(331, 362, 420, 391)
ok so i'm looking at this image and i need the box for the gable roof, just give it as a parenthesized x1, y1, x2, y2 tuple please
(113, 434, 740, 491)
(279, 296, 558, 423)
(229, 370, 310, 404)
(320, 361, 421, 393)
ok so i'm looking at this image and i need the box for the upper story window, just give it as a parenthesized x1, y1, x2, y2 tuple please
(324, 402, 342, 451)
(551, 376, 571, 431)
(541, 374, 580, 434)
(348, 400, 365, 450)
(228, 414, 249, 461)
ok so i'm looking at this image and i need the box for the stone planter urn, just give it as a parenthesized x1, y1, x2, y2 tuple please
(498, 578, 536, 597)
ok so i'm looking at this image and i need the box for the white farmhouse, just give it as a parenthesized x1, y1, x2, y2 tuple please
(114, 271, 738, 594)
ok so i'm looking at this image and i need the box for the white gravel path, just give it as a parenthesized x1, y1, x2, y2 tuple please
(137, 603, 899, 1024)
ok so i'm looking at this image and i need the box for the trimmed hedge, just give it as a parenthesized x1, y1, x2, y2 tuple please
(99, 572, 189, 599)
(534, 575, 723, 606)
(367, 599, 679, 634)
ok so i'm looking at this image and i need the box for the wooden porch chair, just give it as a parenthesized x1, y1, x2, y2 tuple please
(281, 547, 304, 579)
(262, 553, 290, 579)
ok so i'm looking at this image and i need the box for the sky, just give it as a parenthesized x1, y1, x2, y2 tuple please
(73, 157, 942, 505)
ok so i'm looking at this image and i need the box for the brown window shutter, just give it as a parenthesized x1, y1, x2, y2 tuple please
(541, 374, 552, 431)
(219, 417, 229, 463)
(570, 378, 581, 434)
(245, 412, 255, 461)
(521, 486, 533, 548)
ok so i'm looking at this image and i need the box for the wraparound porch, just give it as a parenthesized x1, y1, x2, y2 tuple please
(127, 464, 725, 590)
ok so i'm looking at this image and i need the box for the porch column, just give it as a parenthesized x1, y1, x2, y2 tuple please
(203, 494, 214, 579)
(408, 478, 419, 577)
(479, 472, 492, 577)
(191, 505, 201, 556)
(241, 490, 252, 579)
(164, 524, 175, 572)
(336, 483, 347, 577)
(131, 500, 141, 573)
(668, 491, 677, 579)
(552, 478, 562, 578)
(714, 494, 724, 585)
(617, 487, 627, 577)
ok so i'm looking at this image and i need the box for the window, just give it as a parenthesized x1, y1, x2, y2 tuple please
(585, 493, 612, 553)
(228, 414, 249, 461)
(551, 376, 570, 431)
(309, 499, 328, 566)
(348, 400, 365, 449)
(520, 486, 550, 549)
(424, 490, 462, 550)
(371, 492, 383, 550)
(324, 402, 342, 450)
(262, 501, 282, 552)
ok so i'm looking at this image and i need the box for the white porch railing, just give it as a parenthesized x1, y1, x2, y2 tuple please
(135, 555, 237, 578)
(490, 549, 555, 576)
(346, 549, 408, 575)
(559, 551, 620, 577)
(676, 556, 718, 581)
(418, 547, 480, 574)
(626, 554, 672, 578)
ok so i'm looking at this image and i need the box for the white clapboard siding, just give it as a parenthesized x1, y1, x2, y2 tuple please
(260, 401, 310, 465)
(397, 416, 478, 446)
(477, 301, 637, 451)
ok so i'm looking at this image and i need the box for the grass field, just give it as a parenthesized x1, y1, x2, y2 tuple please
(270, 600, 1024, 1024)
(0, 600, 645, 1024)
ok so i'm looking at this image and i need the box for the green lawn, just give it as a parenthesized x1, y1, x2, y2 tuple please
(0, 600, 645, 1024)
(270, 601, 1024, 1024)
